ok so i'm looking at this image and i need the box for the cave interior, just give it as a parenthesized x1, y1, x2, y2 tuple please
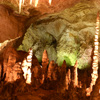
(0, 0, 100, 100)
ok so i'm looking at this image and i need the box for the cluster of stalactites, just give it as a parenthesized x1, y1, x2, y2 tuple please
(22, 48, 33, 84)
(86, 12, 99, 96)
(18, 0, 52, 13)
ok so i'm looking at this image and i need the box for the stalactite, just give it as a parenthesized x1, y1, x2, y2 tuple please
(49, 0, 52, 5)
(35, 0, 39, 7)
(19, 0, 22, 13)
(86, 12, 99, 96)
(73, 60, 78, 87)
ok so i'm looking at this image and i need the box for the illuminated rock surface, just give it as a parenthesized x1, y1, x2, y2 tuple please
(18, 0, 100, 69)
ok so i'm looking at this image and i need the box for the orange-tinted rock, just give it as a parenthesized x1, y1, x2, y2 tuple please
(5, 62, 22, 82)
(42, 50, 49, 76)
(0, 5, 23, 43)
(3, 47, 18, 76)
(52, 63, 58, 81)
(0, 63, 1, 80)
(65, 69, 71, 90)
(61, 60, 67, 79)
(47, 60, 55, 80)
(73, 60, 78, 87)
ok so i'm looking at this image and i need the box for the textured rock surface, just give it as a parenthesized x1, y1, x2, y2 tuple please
(18, 0, 100, 69)
(0, 5, 24, 43)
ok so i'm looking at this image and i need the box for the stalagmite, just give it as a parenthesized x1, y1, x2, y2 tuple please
(5, 55, 16, 82)
(61, 60, 67, 80)
(22, 48, 33, 84)
(65, 73, 69, 90)
(73, 60, 78, 87)
(52, 64, 58, 81)
(12, 62, 22, 81)
(42, 50, 49, 78)
(40, 74, 45, 84)
(4, 54, 22, 82)
(78, 81, 82, 88)
(86, 12, 99, 96)
(65, 69, 71, 90)
(47, 60, 55, 80)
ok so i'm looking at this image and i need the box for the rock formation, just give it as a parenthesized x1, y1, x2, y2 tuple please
(42, 50, 49, 78)
(65, 69, 71, 90)
(47, 60, 55, 80)
(22, 48, 33, 84)
(73, 60, 78, 87)
(86, 12, 99, 96)
(61, 60, 67, 80)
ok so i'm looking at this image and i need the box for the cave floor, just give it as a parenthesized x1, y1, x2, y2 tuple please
(0, 87, 66, 100)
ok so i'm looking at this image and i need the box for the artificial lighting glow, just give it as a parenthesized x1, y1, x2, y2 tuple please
(19, 0, 22, 13)
(94, 42, 98, 45)
(22, 48, 33, 84)
(49, 0, 52, 5)
(22, 0, 24, 4)
(35, 0, 39, 7)
(30, 0, 33, 4)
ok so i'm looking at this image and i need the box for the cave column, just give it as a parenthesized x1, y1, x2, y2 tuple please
(86, 12, 99, 96)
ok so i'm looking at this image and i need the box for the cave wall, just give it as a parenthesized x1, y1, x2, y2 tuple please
(0, 0, 100, 69)
(0, 5, 24, 43)
(18, 1, 100, 69)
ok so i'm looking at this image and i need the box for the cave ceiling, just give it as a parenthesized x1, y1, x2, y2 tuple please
(0, 0, 100, 42)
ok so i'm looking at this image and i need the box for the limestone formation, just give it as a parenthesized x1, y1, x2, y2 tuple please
(5, 60, 22, 82)
(61, 60, 67, 80)
(65, 69, 71, 90)
(68, 69, 71, 85)
(65, 73, 69, 90)
(42, 50, 49, 78)
(73, 60, 78, 88)
(4, 54, 16, 82)
(47, 60, 55, 81)
(86, 12, 99, 96)
(40, 74, 45, 84)
(52, 64, 58, 81)
(22, 48, 33, 84)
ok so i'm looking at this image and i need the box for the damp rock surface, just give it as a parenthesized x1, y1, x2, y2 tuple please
(18, 0, 100, 69)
